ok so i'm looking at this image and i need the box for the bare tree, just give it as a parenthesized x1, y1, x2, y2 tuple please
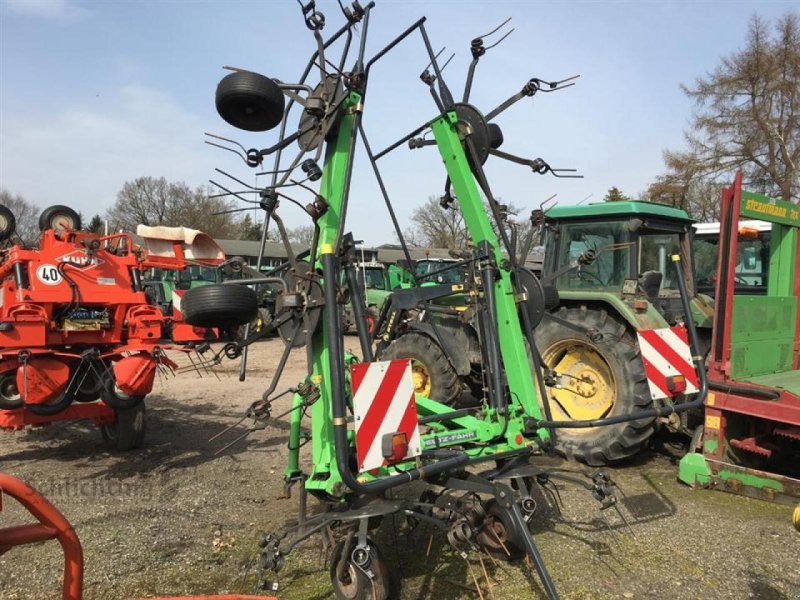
(657, 13, 800, 203)
(406, 196, 469, 249)
(646, 177, 724, 222)
(106, 176, 239, 238)
(0, 189, 39, 246)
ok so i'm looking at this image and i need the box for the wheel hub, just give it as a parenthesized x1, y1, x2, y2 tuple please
(411, 363, 432, 397)
(542, 339, 615, 424)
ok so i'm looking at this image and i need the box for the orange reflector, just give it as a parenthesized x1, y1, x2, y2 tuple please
(381, 432, 409, 463)
(738, 226, 759, 239)
(666, 375, 687, 394)
(633, 299, 649, 311)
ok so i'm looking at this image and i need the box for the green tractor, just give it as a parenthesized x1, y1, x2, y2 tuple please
(535, 201, 714, 464)
(376, 200, 714, 465)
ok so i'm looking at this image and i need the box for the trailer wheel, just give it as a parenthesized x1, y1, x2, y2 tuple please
(38, 205, 81, 232)
(377, 333, 460, 405)
(74, 371, 102, 403)
(0, 205, 16, 242)
(102, 403, 146, 451)
(181, 284, 259, 328)
(0, 372, 22, 410)
(329, 539, 392, 600)
(476, 499, 526, 561)
(24, 389, 75, 416)
(534, 305, 654, 466)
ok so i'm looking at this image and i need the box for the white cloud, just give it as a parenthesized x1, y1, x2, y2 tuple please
(3, 0, 91, 23)
(0, 83, 220, 219)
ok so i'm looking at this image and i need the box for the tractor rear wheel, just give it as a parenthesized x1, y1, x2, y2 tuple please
(534, 305, 654, 465)
(377, 333, 460, 405)
(102, 403, 146, 451)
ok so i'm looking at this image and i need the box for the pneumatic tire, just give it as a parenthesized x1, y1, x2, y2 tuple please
(0, 205, 16, 242)
(181, 284, 259, 328)
(102, 402, 146, 451)
(38, 205, 81, 232)
(377, 333, 460, 406)
(216, 71, 285, 132)
(533, 305, 654, 465)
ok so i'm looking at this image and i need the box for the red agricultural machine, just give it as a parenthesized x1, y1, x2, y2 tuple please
(0, 203, 227, 450)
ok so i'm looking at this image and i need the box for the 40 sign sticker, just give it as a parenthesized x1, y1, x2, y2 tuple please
(36, 264, 63, 285)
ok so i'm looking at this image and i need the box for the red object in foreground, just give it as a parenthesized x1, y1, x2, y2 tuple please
(0, 472, 276, 600)
(0, 473, 84, 600)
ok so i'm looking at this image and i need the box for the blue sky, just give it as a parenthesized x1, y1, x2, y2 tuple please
(1, 0, 796, 243)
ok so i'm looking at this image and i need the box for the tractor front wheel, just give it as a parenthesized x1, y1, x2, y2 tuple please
(101, 403, 146, 451)
(377, 333, 460, 405)
(534, 305, 654, 465)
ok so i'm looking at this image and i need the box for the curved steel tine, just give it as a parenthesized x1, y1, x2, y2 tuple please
(215, 167, 260, 190)
(209, 179, 260, 204)
(205, 132, 249, 154)
(475, 16, 512, 41)
(539, 74, 580, 92)
(484, 27, 514, 51)
(205, 140, 248, 164)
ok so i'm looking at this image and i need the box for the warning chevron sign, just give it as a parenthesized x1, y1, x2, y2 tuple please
(637, 325, 699, 400)
(350, 359, 421, 473)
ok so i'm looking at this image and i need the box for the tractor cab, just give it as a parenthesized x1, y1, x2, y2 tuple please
(542, 201, 706, 327)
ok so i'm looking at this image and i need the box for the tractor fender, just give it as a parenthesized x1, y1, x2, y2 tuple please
(405, 319, 474, 377)
(555, 291, 671, 331)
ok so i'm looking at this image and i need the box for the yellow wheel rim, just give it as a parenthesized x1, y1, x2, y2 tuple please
(793, 504, 800, 532)
(541, 338, 615, 431)
(411, 362, 432, 397)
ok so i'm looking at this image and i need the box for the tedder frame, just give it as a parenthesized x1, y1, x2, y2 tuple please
(186, 2, 709, 598)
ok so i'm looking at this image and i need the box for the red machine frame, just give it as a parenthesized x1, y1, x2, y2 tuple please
(0, 221, 223, 442)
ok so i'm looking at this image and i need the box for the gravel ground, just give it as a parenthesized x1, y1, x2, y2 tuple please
(1, 338, 798, 600)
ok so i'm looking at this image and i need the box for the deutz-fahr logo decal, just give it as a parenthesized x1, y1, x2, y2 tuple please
(57, 251, 104, 269)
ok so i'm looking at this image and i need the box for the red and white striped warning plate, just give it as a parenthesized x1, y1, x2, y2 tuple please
(172, 289, 185, 319)
(636, 325, 699, 400)
(350, 359, 421, 473)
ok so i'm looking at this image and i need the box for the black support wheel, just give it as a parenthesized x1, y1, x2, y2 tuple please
(0, 372, 22, 410)
(101, 402, 146, 451)
(377, 333, 460, 405)
(476, 499, 526, 561)
(215, 70, 286, 132)
(533, 305, 654, 466)
(180, 284, 259, 328)
(329, 539, 393, 600)
(0, 205, 16, 242)
(38, 205, 81, 232)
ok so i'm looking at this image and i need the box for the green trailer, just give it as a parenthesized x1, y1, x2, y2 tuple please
(679, 174, 800, 503)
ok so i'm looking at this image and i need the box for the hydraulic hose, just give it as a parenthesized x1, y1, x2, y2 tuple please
(321, 253, 469, 495)
(535, 255, 708, 430)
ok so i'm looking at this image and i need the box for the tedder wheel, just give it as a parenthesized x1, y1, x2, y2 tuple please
(476, 499, 526, 561)
(534, 305, 653, 466)
(215, 70, 286, 132)
(101, 402, 146, 451)
(377, 333, 460, 405)
(38, 205, 82, 233)
(329, 539, 392, 600)
(0, 204, 17, 242)
(0, 372, 22, 410)
(365, 306, 380, 337)
(99, 369, 145, 410)
(180, 284, 259, 329)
